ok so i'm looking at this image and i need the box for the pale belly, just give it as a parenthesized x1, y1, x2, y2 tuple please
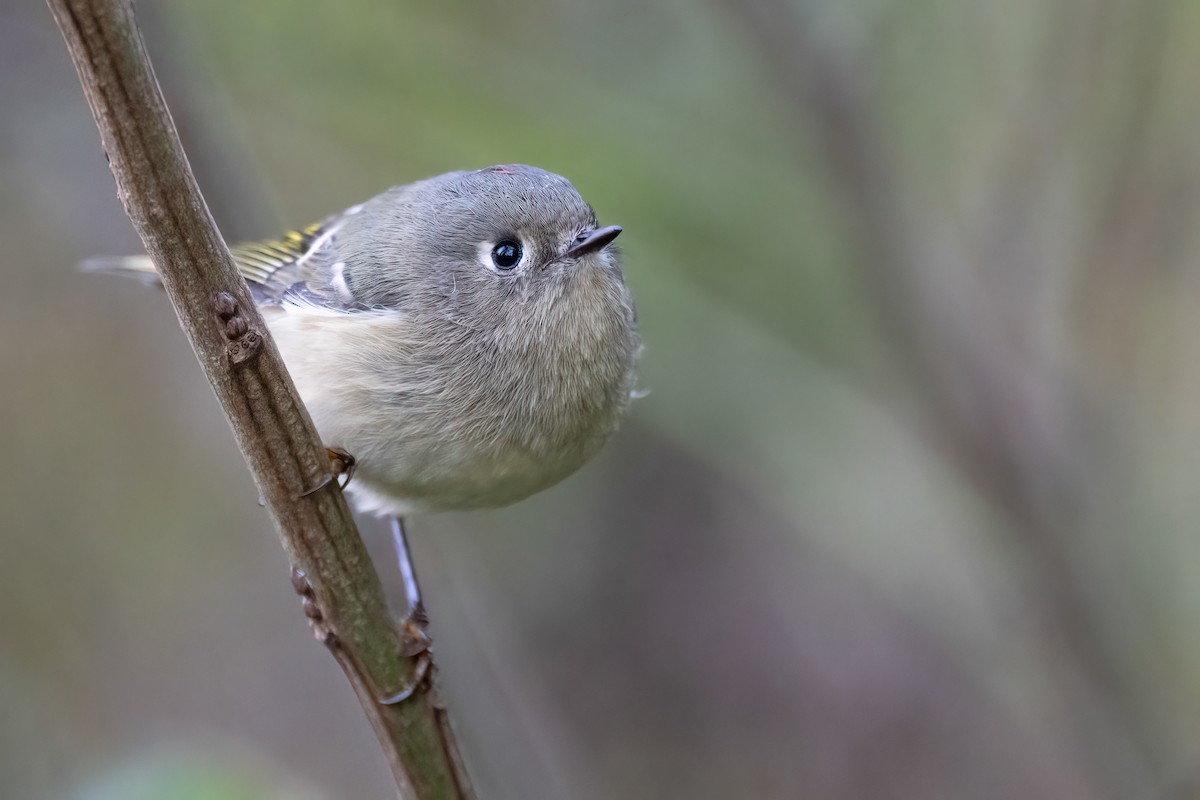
(265, 305, 628, 517)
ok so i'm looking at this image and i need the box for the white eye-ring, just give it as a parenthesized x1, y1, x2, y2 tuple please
(478, 238, 525, 273)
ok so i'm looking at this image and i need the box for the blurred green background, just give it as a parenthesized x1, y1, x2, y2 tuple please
(5, 0, 1200, 797)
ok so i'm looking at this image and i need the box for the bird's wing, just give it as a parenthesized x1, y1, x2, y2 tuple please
(231, 215, 361, 309)
(83, 210, 366, 312)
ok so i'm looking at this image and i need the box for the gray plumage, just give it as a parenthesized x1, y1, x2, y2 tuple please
(89, 164, 640, 516)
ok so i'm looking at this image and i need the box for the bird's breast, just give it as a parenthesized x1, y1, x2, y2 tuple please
(265, 272, 638, 515)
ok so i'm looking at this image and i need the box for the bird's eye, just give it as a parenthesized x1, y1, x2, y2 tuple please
(491, 240, 522, 270)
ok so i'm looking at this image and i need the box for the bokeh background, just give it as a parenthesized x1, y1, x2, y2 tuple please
(5, 0, 1200, 797)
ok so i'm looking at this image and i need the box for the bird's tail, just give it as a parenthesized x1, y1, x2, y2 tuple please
(80, 255, 163, 287)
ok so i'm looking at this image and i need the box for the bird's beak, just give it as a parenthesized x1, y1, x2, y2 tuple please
(566, 225, 622, 258)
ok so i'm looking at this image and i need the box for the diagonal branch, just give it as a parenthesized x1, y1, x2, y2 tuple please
(46, 1, 475, 797)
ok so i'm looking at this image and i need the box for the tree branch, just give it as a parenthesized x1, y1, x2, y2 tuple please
(46, 1, 475, 796)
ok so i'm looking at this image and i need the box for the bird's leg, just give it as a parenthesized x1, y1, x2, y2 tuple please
(391, 515, 430, 653)
(376, 514, 433, 705)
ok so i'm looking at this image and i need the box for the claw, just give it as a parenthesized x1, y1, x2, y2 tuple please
(299, 447, 357, 497)
(400, 606, 432, 658)
(378, 652, 432, 705)
(327, 447, 357, 489)
(300, 473, 333, 497)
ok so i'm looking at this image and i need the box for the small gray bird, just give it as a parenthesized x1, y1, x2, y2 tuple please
(91, 164, 640, 519)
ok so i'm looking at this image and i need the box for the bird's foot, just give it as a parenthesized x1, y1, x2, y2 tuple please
(377, 651, 433, 705)
(300, 447, 357, 497)
(326, 447, 356, 489)
(399, 603, 432, 658)
(377, 608, 434, 705)
(291, 565, 432, 705)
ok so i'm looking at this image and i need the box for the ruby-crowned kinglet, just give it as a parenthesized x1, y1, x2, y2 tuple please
(90, 164, 640, 517)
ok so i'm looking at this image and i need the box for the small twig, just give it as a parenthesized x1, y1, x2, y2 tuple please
(46, 1, 475, 797)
